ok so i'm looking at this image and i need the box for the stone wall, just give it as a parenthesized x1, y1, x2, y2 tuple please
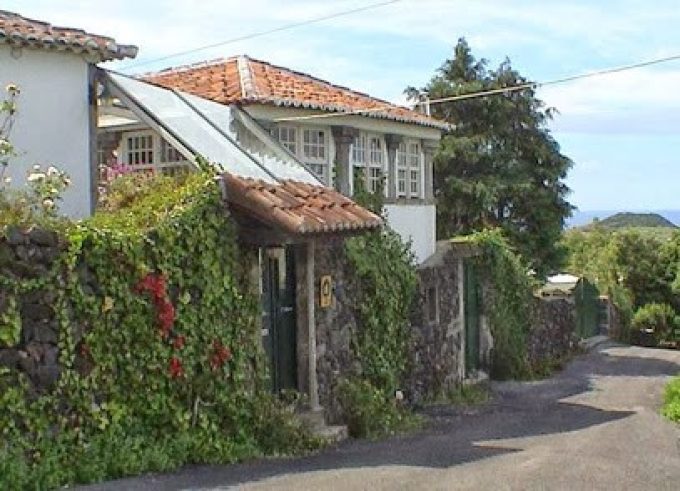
(312, 238, 360, 423)
(527, 297, 578, 369)
(0, 226, 64, 392)
(407, 242, 465, 403)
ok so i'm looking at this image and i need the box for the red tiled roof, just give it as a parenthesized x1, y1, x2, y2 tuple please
(223, 173, 382, 235)
(0, 10, 137, 61)
(144, 56, 449, 130)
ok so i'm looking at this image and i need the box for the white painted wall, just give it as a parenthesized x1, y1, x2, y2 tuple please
(0, 47, 92, 218)
(384, 203, 436, 264)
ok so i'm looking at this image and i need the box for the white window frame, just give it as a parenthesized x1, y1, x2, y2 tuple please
(351, 132, 387, 195)
(119, 130, 190, 174)
(396, 138, 424, 199)
(272, 124, 330, 185)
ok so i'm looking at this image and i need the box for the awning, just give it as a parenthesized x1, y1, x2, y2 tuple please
(223, 173, 382, 236)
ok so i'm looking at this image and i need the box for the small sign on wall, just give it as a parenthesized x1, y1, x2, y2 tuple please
(320, 275, 333, 308)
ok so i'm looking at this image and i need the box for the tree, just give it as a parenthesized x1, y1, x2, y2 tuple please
(407, 39, 573, 275)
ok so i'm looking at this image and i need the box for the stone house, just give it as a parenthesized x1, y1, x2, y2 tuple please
(0, 10, 137, 217)
(143, 56, 449, 264)
(2, 9, 492, 424)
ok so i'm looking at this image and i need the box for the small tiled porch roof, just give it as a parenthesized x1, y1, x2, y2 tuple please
(0, 10, 137, 61)
(223, 173, 382, 235)
(144, 56, 449, 130)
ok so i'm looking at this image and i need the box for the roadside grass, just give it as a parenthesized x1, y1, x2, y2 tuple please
(425, 383, 490, 408)
(662, 376, 680, 423)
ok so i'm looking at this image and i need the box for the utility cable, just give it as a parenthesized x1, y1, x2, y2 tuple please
(273, 52, 680, 123)
(118, 0, 403, 72)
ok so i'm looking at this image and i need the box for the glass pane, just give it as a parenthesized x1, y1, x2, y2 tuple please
(108, 73, 318, 184)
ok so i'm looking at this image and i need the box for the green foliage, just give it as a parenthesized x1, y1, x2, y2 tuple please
(440, 383, 489, 406)
(563, 226, 680, 343)
(466, 229, 535, 379)
(0, 295, 21, 347)
(407, 38, 573, 276)
(341, 183, 419, 437)
(337, 378, 421, 439)
(631, 303, 680, 345)
(0, 172, 320, 489)
(662, 376, 680, 423)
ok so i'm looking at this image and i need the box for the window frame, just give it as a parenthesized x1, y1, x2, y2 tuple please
(351, 132, 387, 195)
(396, 138, 424, 199)
(272, 124, 330, 185)
(118, 130, 190, 173)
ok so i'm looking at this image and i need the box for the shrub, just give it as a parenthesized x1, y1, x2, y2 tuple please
(631, 303, 679, 346)
(337, 378, 421, 439)
(662, 376, 680, 422)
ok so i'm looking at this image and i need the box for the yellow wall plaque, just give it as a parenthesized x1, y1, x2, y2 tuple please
(320, 275, 333, 308)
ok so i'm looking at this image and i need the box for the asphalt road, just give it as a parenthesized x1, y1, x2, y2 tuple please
(84, 340, 680, 491)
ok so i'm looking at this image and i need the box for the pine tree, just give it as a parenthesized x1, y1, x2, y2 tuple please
(407, 39, 573, 275)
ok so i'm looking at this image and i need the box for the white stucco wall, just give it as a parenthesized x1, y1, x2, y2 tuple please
(0, 46, 92, 218)
(384, 204, 436, 264)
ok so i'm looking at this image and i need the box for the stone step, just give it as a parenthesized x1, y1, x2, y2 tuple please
(296, 408, 326, 431)
(314, 424, 348, 444)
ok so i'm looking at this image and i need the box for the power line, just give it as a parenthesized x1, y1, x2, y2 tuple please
(273, 52, 680, 123)
(119, 0, 404, 72)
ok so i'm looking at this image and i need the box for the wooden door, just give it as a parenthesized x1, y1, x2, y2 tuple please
(262, 247, 298, 393)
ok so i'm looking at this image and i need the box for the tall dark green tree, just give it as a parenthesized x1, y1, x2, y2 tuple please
(407, 39, 573, 275)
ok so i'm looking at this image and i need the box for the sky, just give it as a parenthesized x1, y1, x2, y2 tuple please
(6, 0, 680, 212)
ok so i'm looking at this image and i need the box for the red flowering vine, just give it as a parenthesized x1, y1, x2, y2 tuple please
(210, 339, 232, 371)
(173, 335, 186, 350)
(168, 356, 184, 378)
(135, 272, 187, 380)
(135, 273, 175, 338)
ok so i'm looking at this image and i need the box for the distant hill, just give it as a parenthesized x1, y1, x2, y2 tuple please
(568, 210, 680, 228)
(595, 212, 678, 229)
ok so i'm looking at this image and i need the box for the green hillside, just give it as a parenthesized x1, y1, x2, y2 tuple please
(594, 212, 678, 229)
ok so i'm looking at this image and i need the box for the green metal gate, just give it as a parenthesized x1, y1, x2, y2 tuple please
(574, 279, 600, 338)
(464, 260, 481, 375)
(262, 247, 297, 393)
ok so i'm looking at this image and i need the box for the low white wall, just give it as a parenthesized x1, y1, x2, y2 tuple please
(0, 47, 92, 218)
(384, 203, 436, 264)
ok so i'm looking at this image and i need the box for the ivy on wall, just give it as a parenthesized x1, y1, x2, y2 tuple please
(0, 173, 319, 490)
(467, 229, 535, 379)
(340, 181, 420, 437)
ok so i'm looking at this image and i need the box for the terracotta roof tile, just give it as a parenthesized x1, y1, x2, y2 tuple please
(145, 56, 449, 130)
(223, 173, 382, 235)
(0, 10, 137, 61)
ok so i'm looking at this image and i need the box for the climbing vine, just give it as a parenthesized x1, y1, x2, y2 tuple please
(466, 229, 536, 379)
(0, 172, 320, 489)
(340, 180, 420, 437)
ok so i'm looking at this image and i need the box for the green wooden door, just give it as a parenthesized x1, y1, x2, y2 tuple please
(575, 279, 600, 338)
(262, 247, 297, 393)
(464, 260, 481, 375)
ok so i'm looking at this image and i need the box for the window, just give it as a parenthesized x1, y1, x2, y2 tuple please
(302, 128, 328, 182)
(125, 132, 154, 166)
(274, 125, 297, 154)
(160, 138, 187, 164)
(351, 132, 385, 194)
(408, 142, 421, 197)
(272, 125, 330, 184)
(426, 286, 438, 323)
(119, 131, 190, 174)
(396, 139, 422, 198)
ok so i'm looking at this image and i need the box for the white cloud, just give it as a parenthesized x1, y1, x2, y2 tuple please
(540, 67, 680, 133)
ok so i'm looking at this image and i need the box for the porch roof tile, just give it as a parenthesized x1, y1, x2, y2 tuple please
(223, 173, 382, 236)
(0, 10, 137, 61)
(144, 56, 450, 130)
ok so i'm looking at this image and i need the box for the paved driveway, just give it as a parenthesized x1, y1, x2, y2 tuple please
(85, 341, 680, 490)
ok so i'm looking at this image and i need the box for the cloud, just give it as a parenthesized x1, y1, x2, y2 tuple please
(540, 67, 680, 134)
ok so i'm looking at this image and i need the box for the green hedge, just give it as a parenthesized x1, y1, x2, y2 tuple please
(0, 173, 319, 490)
